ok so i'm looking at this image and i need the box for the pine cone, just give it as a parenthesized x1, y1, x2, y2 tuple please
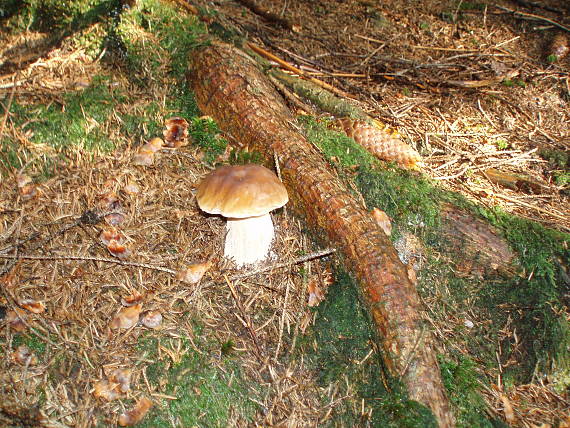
(334, 118, 422, 169)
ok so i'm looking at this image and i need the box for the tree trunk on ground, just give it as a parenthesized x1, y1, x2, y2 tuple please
(189, 41, 455, 428)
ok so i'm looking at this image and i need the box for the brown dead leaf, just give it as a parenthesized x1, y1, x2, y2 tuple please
(372, 208, 392, 236)
(105, 213, 126, 227)
(19, 299, 45, 314)
(141, 311, 162, 329)
(93, 379, 121, 401)
(107, 239, 131, 260)
(100, 228, 124, 246)
(406, 263, 417, 285)
(20, 184, 39, 200)
(144, 137, 164, 153)
(163, 117, 189, 148)
(307, 278, 324, 307)
(121, 292, 143, 307)
(110, 303, 142, 329)
(99, 191, 121, 211)
(16, 174, 32, 188)
(5, 308, 28, 332)
(500, 394, 515, 425)
(176, 262, 212, 284)
(132, 149, 155, 166)
(12, 345, 37, 365)
(108, 368, 132, 393)
(118, 397, 153, 426)
(124, 180, 141, 195)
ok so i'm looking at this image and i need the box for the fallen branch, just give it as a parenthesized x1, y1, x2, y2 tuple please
(0, 253, 177, 275)
(235, 0, 296, 31)
(189, 41, 455, 427)
(270, 68, 369, 120)
(247, 43, 353, 99)
(229, 247, 336, 281)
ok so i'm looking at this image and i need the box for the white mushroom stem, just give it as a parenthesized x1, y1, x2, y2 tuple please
(224, 213, 275, 267)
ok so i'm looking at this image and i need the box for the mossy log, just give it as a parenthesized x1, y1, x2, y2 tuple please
(189, 41, 455, 428)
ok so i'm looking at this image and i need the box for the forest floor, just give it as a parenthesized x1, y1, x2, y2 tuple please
(0, 0, 569, 427)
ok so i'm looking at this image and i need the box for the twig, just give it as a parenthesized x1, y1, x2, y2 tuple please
(0, 209, 111, 276)
(493, 5, 570, 33)
(247, 42, 353, 99)
(0, 253, 176, 275)
(224, 275, 264, 361)
(0, 74, 16, 141)
(510, 0, 564, 14)
(491, 193, 569, 222)
(235, 0, 295, 30)
(0, 74, 18, 175)
(274, 274, 290, 360)
(229, 248, 336, 281)
(445, 69, 519, 88)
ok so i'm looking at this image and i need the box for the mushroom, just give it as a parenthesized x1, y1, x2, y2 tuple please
(196, 164, 288, 267)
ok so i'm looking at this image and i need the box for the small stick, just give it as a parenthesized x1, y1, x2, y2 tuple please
(224, 275, 264, 361)
(247, 43, 353, 99)
(0, 73, 17, 141)
(510, 0, 563, 14)
(247, 42, 303, 75)
(491, 193, 569, 223)
(229, 248, 336, 281)
(0, 209, 113, 276)
(0, 253, 176, 275)
(493, 5, 570, 33)
(0, 73, 18, 176)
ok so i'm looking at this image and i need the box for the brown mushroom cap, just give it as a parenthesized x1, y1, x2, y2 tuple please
(196, 164, 288, 218)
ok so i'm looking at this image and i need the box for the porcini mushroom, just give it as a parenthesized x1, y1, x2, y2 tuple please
(196, 164, 288, 267)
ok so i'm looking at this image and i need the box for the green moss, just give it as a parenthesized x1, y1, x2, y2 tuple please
(477, 208, 570, 381)
(299, 268, 437, 427)
(10, 76, 118, 152)
(12, 333, 48, 357)
(135, 331, 257, 427)
(190, 117, 228, 164)
(440, 355, 505, 428)
(119, 0, 208, 78)
(229, 149, 264, 165)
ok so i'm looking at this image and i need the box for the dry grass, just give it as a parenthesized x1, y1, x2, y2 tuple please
(0, 139, 335, 426)
(0, 25, 339, 426)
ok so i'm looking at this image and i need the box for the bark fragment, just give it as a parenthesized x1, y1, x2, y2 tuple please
(189, 41, 455, 427)
(440, 203, 518, 278)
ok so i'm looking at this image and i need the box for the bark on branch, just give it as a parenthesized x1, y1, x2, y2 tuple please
(189, 41, 455, 427)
